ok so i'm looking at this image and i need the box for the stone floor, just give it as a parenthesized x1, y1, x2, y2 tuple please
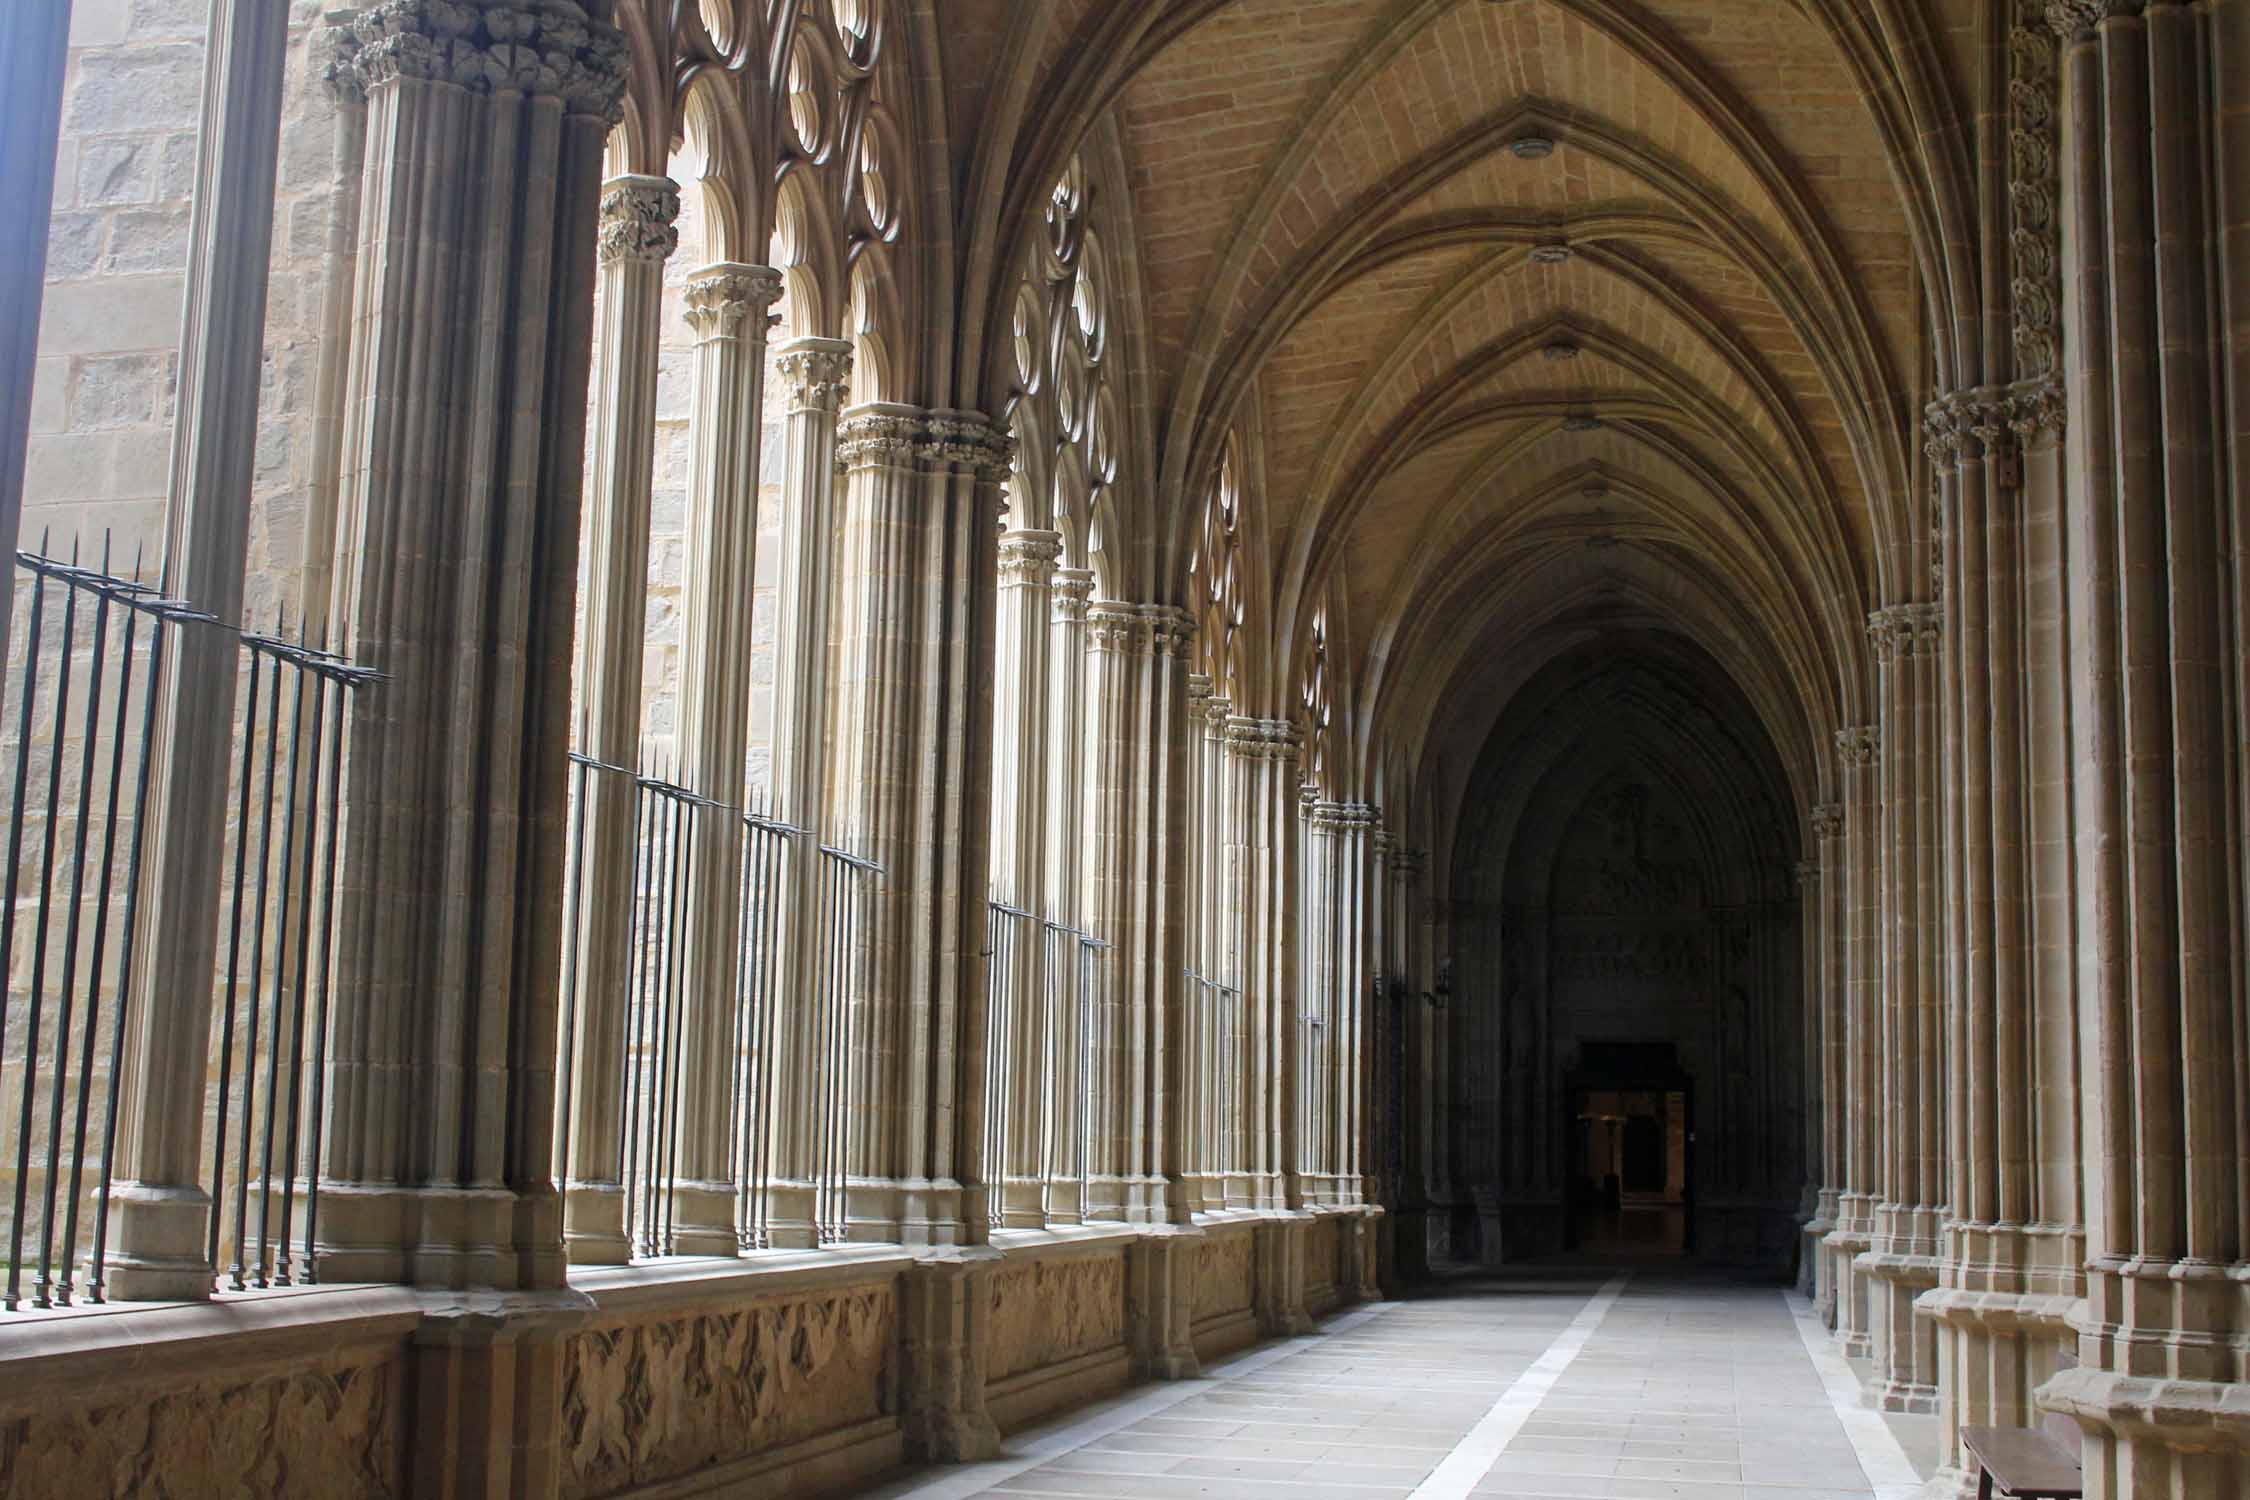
(865, 1266, 1930, 1500)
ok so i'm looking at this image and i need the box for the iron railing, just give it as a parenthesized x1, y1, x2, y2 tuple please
(1184, 967, 1243, 1187)
(554, 753, 880, 1257)
(0, 543, 374, 1308)
(205, 624, 377, 1289)
(983, 901, 1105, 1227)
(0, 545, 193, 1308)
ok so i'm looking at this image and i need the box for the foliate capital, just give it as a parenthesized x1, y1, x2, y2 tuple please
(328, 1, 629, 121)
(682, 263, 783, 337)
(1810, 803, 1845, 840)
(1834, 725, 1880, 769)
(1867, 602, 1943, 661)
(1083, 601, 1195, 660)
(598, 175, 680, 266)
(919, 410, 1014, 482)
(998, 530, 1064, 589)
(1796, 859, 1821, 888)
(775, 337, 854, 414)
(2047, 0, 2139, 42)
(835, 405, 923, 470)
(1051, 568, 1095, 623)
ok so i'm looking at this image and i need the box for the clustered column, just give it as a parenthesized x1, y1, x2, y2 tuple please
(2036, 6, 2248, 1494)
(1825, 728, 1880, 1356)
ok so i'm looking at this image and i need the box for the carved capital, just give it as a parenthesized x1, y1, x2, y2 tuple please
(1051, 568, 1095, 623)
(682, 263, 782, 338)
(2006, 374, 2066, 443)
(598, 175, 679, 266)
(919, 410, 1014, 482)
(329, 0, 629, 120)
(835, 405, 923, 470)
(1868, 602, 1943, 661)
(1810, 803, 1845, 840)
(1203, 694, 1235, 731)
(2047, 0, 2139, 42)
(1083, 600, 1194, 659)
(998, 530, 1064, 589)
(775, 337, 854, 414)
(1834, 725, 1880, 769)
(1796, 858, 1821, 888)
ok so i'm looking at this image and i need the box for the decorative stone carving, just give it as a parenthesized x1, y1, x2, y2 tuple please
(2006, 374, 2065, 440)
(1193, 1231, 1257, 1324)
(1796, 859, 1820, 888)
(997, 531, 1064, 588)
(1811, 802, 1845, 839)
(775, 341, 853, 414)
(1051, 568, 1094, 623)
(1834, 726, 1880, 768)
(2046, 0, 2139, 42)
(985, 1254, 1127, 1384)
(0, 1357, 402, 1496)
(1867, 603, 1943, 661)
(835, 408, 923, 469)
(682, 264, 783, 337)
(327, 1, 630, 120)
(560, 1286, 898, 1499)
(2008, 14, 2060, 381)
(597, 175, 679, 267)
(921, 411, 1014, 481)
(1084, 601, 1194, 657)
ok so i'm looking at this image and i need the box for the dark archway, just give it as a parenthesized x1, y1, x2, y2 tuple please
(1446, 633, 1803, 1270)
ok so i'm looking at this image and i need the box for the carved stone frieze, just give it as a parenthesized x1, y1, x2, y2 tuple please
(985, 1254, 1127, 1384)
(0, 1356, 403, 1496)
(598, 175, 680, 267)
(560, 1285, 898, 1499)
(920, 411, 1015, 482)
(327, 1, 629, 121)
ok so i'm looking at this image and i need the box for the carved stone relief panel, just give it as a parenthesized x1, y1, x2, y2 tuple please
(0, 1353, 404, 1497)
(984, 1252, 1128, 1385)
(1192, 1228, 1257, 1324)
(560, 1283, 899, 1499)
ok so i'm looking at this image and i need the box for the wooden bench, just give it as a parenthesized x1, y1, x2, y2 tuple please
(1961, 1412, 2084, 1499)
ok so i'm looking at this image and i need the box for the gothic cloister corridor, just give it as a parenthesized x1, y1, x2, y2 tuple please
(868, 1267, 1929, 1500)
(1, 0, 2247, 1497)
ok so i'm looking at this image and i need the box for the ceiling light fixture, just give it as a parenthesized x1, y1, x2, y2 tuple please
(1509, 134, 1556, 160)
(1561, 414, 1602, 432)
(1541, 339, 1580, 361)
(1528, 243, 1571, 264)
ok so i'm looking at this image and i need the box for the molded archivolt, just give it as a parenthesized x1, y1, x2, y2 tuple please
(1447, 638, 1803, 1266)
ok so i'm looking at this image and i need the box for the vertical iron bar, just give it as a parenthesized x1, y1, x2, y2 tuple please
(210, 647, 262, 1285)
(555, 759, 590, 1187)
(624, 777, 656, 1255)
(0, 563, 45, 1311)
(273, 651, 323, 1282)
(303, 671, 348, 1279)
(19, 566, 81, 1306)
(244, 644, 287, 1287)
(90, 603, 168, 1301)
(41, 566, 111, 1303)
(67, 579, 139, 1302)
(658, 791, 692, 1254)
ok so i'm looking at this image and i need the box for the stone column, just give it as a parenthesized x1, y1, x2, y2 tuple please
(989, 528, 1060, 1226)
(650, 261, 781, 1254)
(1809, 801, 1846, 1322)
(1860, 604, 1945, 1411)
(557, 176, 679, 1265)
(755, 335, 852, 1248)
(0, 0, 72, 661)
(1794, 855, 1823, 1299)
(1041, 567, 1094, 1223)
(1825, 727, 1880, 1357)
(1224, 716, 1279, 1209)
(2036, 6, 2249, 1494)
(314, 1, 624, 1294)
(104, 0, 291, 1301)
(834, 404, 941, 1242)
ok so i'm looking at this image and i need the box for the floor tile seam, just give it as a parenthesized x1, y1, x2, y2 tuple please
(1401, 1270, 1635, 1500)
(866, 1298, 1408, 1500)
(1781, 1290, 1923, 1500)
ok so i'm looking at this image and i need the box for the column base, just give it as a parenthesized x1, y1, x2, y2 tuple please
(310, 1183, 547, 1290)
(1859, 1207, 1943, 1414)
(561, 1182, 632, 1266)
(1920, 1219, 2087, 1482)
(98, 1182, 215, 1302)
(2040, 1365, 2250, 1498)
(667, 1179, 742, 1257)
(1254, 1214, 1317, 1335)
(759, 1179, 820, 1250)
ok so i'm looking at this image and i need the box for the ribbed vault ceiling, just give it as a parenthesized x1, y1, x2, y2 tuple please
(949, 0, 1948, 819)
